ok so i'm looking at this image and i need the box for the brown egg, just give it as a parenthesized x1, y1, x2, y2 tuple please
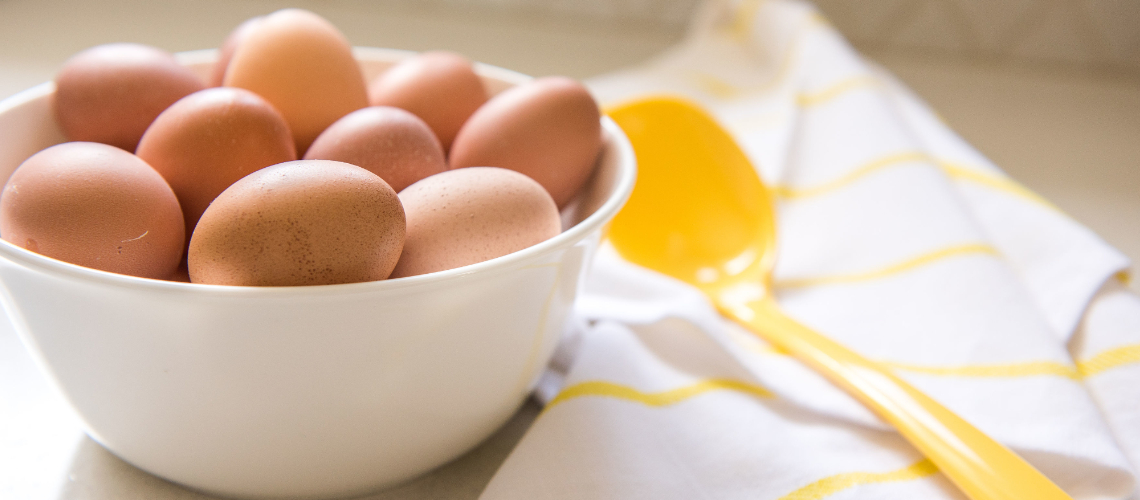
(303, 106, 446, 192)
(0, 142, 184, 279)
(449, 77, 602, 208)
(189, 160, 405, 286)
(223, 9, 368, 155)
(391, 167, 560, 278)
(208, 16, 263, 87)
(137, 87, 296, 240)
(54, 43, 206, 152)
(368, 51, 487, 152)
(169, 264, 191, 283)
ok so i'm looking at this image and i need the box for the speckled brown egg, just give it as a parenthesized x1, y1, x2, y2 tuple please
(368, 51, 487, 152)
(0, 142, 185, 279)
(449, 76, 601, 208)
(303, 106, 446, 192)
(54, 43, 206, 152)
(188, 160, 404, 286)
(223, 9, 368, 155)
(209, 16, 263, 87)
(390, 166, 560, 278)
(137, 87, 296, 241)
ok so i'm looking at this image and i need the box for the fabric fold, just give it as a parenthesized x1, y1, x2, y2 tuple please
(481, 1, 1139, 498)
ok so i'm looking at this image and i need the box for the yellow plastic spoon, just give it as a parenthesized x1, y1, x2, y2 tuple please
(605, 96, 1072, 500)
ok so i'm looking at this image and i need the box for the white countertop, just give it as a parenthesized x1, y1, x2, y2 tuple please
(2, 1, 1137, 499)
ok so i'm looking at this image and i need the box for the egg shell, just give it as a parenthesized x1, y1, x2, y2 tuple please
(137, 87, 296, 241)
(449, 77, 602, 208)
(368, 51, 487, 152)
(223, 9, 368, 155)
(54, 43, 207, 152)
(169, 264, 191, 283)
(390, 166, 560, 278)
(208, 16, 263, 87)
(188, 160, 405, 286)
(0, 142, 185, 279)
(303, 106, 446, 192)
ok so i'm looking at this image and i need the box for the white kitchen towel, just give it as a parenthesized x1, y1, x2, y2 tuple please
(480, 0, 1140, 499)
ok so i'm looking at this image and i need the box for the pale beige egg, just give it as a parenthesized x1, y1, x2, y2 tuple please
(209, 16, 263, 87)
(368, 51, 487, 152)
(222, 9, 368, 155)
(391, 166, 560, 278)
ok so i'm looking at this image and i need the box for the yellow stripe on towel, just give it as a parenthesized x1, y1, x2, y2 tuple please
(742, 340, 1079, 379)
(547, 378, 773, 410)
(778, 459, 938, 500)
(773, 151, 929, 199)
(687, 72, 748, 100)
(1116, 270, 1132, 286)
(745, 340, 1140, 381)
(738, 332, 1140, 381)
(883, 360, 1080, 380)
(796, 75, 881, 107)
(937, 161, 1061, 213)
(771, 152, 1060, 218)
(687, 12, 826, 99)
(1078, 343, 1140, 378)
(774, 243, 1000, 289)
(724, 0, 766, 41)
(1117, 269, 1135, 285)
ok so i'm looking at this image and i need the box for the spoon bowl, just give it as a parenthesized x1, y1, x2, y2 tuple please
(607, 99, 774, 292)
(606, 96, 1072, 500)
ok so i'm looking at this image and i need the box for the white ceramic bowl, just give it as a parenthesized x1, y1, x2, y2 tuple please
(0, 48, 635, 499)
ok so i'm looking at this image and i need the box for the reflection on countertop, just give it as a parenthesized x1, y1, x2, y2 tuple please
(52, 400, 539, 500)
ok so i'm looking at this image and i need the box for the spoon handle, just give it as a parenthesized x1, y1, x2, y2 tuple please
(722, 297, 1073, 500)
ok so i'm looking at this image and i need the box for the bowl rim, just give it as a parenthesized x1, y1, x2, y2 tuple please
(0, 48, 637, 298)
